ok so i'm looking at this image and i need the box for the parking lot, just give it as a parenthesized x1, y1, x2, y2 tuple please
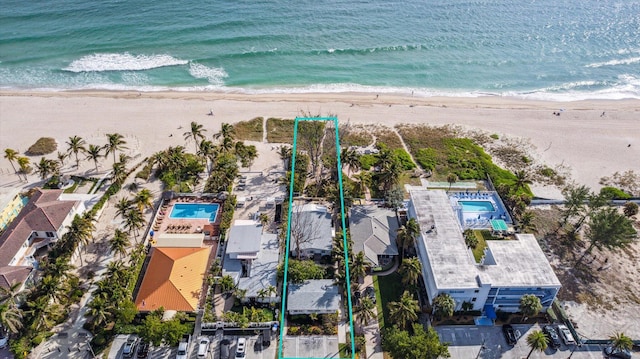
(108, 333, 278, 359)
(436, 324, 612, 359)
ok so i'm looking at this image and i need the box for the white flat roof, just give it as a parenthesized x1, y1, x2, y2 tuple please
(409, 189, 561, 289)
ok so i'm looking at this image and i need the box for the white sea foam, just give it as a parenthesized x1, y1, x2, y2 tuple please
(63, 53, 188, 72)
(585, 56, 640, 68)
(187, 63, 227, 86)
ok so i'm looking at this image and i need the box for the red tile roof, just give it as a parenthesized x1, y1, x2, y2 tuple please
(135, 247, 210, 312)
(0, 189, 77, 266)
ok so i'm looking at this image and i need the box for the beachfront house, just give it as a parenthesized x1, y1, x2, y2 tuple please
(287, 280, 340, 315)
(222, 220, 279, 303)
(0, 189, 83, 293)
(348, 206, 399, 268)
(408, 189, 561, 318)
(289, 204, 333, 260)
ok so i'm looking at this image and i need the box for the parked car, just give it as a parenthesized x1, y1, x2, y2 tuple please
(176, 334, 192, 359)
(603, 347, 633, 359)
(235, 338, 246, 359)
(502, 324, 517, 346)
(197, 337, 210, 358)
(542, 325, 561, 349)
(123, 337, 139, 358)
(220, 339, 230, 359)
(556, 324, 576, 345)
(0, 326, 8, 349)
(364, 286, 376, 303)
(136, 341, 150, 358)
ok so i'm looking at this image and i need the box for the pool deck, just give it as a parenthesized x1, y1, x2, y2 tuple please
(448, 191, 513, 230)
(151, 195, 223, 237)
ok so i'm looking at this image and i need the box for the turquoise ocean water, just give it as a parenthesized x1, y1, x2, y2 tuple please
(1, 0, 639, 100)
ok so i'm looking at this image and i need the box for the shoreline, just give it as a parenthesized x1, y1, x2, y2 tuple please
(1, 90, 639, 191)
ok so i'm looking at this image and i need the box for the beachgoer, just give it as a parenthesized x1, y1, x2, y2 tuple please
(169, 134, 173, 137)
(208, 109, 214, 116)
(628, 144, 631, 147)
(376, 94, 379, 99)
(601, 111, 605, 117)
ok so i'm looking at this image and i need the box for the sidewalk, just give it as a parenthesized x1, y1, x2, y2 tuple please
(361, 275, 384, 359)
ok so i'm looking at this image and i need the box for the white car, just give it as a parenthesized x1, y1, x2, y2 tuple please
(235, 338, 246, 359)
(556, 324, 576, 345)
(197, 337, 210, 358)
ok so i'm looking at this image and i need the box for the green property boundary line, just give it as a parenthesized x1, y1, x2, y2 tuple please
(277, 117, 356, 359)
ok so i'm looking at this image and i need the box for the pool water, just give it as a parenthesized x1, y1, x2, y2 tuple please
(169, 203, 220, 221)
(459, 201, 495, 212)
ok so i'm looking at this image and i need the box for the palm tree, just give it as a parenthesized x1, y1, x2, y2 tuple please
(197, 139, 215, 173)
(3, 148, 22, 181)
(109, 229, 130, 259)
(0, 303, 23, 334)
(350, 252, 367, 283)
(463, 229, 478, 249)
(519, 294, 542, 321)
(85, 144, 103, 172)
(340, 147, 360, 177)
(278, 145, 292, 170)
(112, 161, 128, 184)
(214, 123, 236, 142)
(17, 156, 31, 181)
(396, 218, 420, 257)
(27, 296, 59, 331)
(354, 296, 376, 330)
(432, 293, 455, 320)
(560, 185, 590, 226)
(35, 157, 56, 180)
(133, 188, 154, 213)
(389, 291, 420, 330)
(575, 207, 637, 267)
(0, 280, 23, 308)
(399, 257, 422, 287)
(518, 211, 537, 233)
(525, 330, 548, 358)
(38, 275, 64, 303)
(446, 173, 458, 191)
(66, 135, 86, 168)
(86, 296, 113, 329)
(609, 331, 633, 352)
(123, 208, 146, 242)
(513, 170, 533, 192)
(184, 121, 207, 153)
(56, 151, 68, 167)
(104, 133, 128, 164)
(115, 197, 133, 220)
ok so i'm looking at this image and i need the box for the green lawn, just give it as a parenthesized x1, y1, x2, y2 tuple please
(373, 272, 403, 330)
(471, 230, 487, 263)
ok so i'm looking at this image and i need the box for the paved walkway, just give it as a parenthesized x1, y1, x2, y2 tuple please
(361, 275, 384, 359)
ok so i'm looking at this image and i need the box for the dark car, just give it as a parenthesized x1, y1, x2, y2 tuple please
(542, 325, 561, 349)
(502, 324, 517, 346)
(136, 341, 150, 358)
(364, 286, 376, 303)
(220, 339, 230, 359)
(604, 347, 632, 359)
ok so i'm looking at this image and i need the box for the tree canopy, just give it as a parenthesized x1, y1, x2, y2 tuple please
(383, 324, 450, 359)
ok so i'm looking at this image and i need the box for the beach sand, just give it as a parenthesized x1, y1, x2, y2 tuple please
(1, 91, 639, 192)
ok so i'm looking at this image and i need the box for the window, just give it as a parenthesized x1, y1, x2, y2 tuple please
(474, 290, 479, 293)
(472, 298, 477, 302)
(46, 232, 55, 237)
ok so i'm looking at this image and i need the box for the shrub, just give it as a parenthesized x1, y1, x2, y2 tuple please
(414, 148, 437, 171)
(600, 186, 631, 200)
(392, 149, 416, 170)
(538, 166, 556, 178)
(358, 154, 377, 170)
(490, 134, 499, 140)
(25, 137, 57, 155)
(623, 202, 638, 217)
(288, 326, 300, 335)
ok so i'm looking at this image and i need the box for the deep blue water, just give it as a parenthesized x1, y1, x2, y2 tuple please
(1, 0, 639, 100)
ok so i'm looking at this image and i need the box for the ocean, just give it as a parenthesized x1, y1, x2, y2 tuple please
(1, 0, 639, 100)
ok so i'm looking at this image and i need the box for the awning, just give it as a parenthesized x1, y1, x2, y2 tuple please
(490, 219, 508, 231)
(484, 304, 497, 319)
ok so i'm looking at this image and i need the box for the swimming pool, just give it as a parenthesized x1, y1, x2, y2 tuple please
(459, 201, 495, 212)
(169, 203, 220, 221)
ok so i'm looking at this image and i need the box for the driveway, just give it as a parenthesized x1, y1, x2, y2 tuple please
(282, 336, 339, 359)
(436, 324, 609, 359)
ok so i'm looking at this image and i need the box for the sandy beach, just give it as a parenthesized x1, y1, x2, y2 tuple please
(1, 91, 638, 192)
